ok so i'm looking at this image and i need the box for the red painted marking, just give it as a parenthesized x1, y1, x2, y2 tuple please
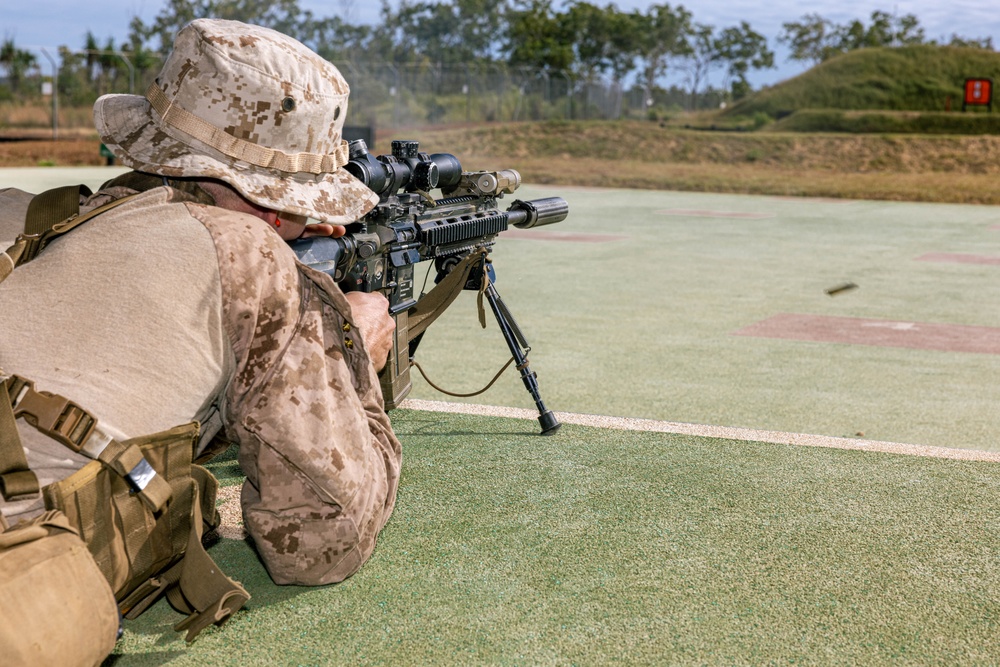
(917, 253, 1000, 265)
(655, 209, 774, 219)
(771, 196, 851, 204)
(733, 313, 1000, 355)
(990, 224, 1000, 230)
(501, 230, 626, 243)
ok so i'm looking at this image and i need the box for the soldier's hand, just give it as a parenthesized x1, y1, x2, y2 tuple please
(344, 292, 395, 372)
(276, 213, 347, 241)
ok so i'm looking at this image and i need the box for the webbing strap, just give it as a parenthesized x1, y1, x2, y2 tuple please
(0, 377, 39, 500)
(24, 184, 90, 236)
(0, 252, 13, 283)
(407, 248, 489, 343)
(169, 481, 249, 641)
(97, 440, 173, 514)
(9, 184, 90, 267)
(2, 189, 141, 274)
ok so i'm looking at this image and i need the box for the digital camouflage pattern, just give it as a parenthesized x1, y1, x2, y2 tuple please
(3, 179, 400, 584)
(191, 202, 401, 585)
(94, 19, 378, 225)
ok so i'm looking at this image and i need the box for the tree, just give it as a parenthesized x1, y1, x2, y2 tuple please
(680, 20, 773, 107)
(504, 0, 576, 72)
(780, 10, 926, 64)
(561, 2, 637, 83)
(0, 38, 38, 93)
(715, 21, 774, 100)
(778, 13, 838, 64)
(631, 3, 692, 105)
(947, 35, 994, 50)
(385, 0, 507, 65)
(308, 16, 373, 63)
(681, 24, 720, 109)
(129, 0, 315, 54)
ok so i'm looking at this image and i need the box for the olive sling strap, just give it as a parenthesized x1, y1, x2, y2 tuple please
(0, 184, 132, 281)
(0, 185, 249, 641)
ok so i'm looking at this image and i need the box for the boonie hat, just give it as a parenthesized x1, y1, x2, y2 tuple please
(94, 18, 378, 224)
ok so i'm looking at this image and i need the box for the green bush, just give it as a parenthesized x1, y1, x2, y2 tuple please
(770, 109, 1000, 134)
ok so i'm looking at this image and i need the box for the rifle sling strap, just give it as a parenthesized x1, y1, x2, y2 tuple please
(407, 247, 489, 343)
(2, 186, 141, 280)
(0, 377, 38, 500)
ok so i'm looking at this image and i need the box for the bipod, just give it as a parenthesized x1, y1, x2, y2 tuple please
(472, 258, 561, 435)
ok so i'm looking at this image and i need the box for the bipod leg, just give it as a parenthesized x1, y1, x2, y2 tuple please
(483, 282, 560, 435)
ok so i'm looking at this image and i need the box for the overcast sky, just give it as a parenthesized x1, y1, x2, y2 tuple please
(5, 0, 999, 87)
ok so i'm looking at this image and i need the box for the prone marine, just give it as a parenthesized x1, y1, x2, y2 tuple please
(0, 18, 401, 660)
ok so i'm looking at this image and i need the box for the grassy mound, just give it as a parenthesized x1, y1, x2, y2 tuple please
(770, 109, 1000, 134)
(729, 45, 1000, 118)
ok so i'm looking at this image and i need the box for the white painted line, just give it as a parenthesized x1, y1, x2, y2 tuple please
(213, 399, 1000, 537)
(398, 398, 1000, 464)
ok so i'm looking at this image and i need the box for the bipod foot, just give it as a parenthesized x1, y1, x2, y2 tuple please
(482, 280, 560, 436)
(538, 409, 561, 435)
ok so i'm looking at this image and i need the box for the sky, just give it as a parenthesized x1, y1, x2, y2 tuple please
(4, 0, 1000, 88)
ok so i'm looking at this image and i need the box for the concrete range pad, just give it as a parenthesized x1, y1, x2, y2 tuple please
(3, 167, 999, 451)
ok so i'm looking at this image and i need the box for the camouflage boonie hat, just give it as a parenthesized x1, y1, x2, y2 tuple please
(94, 19, 378, 224)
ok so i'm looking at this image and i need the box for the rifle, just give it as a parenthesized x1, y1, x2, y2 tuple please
(290, 139, 568, 434)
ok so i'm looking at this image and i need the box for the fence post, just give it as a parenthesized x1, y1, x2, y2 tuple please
(464, 64, 470, 123)
(118, 52, 134, 94)
(385, 63, 400, 128)
(40, 48, 58, 140)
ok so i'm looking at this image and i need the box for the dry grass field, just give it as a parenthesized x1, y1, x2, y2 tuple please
(3, 119, 1000, 204)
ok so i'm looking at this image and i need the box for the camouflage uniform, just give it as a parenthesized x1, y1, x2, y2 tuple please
(192, 197, 401, 585)
(2, 19, 402, 585)
(0, 182, 401, 585)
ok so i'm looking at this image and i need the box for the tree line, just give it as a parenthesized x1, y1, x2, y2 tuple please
(2, 1, 995, 108)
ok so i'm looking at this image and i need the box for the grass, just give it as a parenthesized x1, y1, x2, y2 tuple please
(728, 44, 1000, 117)
(7, 110, 1000, 201)
(109, 411, 1000, 665)
(403, 185, 1000, 451)
(383, 121, 1000, 204)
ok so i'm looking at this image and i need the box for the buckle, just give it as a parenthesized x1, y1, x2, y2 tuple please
(12, 232, 44, 265)
(10, 377, 97, 452)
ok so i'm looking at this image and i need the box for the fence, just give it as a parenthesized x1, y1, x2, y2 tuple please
(2, 53, 725, 137)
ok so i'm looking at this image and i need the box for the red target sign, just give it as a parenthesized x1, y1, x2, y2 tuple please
(964, 78, 993, 111)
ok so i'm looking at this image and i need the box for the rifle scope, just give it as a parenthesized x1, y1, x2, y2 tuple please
(345, 139, 463, 199)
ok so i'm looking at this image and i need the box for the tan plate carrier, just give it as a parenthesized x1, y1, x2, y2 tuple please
(0, 184, 249, 642)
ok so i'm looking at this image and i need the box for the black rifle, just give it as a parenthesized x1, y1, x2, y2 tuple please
(290, 139, 568, 434)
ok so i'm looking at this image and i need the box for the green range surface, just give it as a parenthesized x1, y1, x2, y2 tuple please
(5, 168, 1000, 664)
(4, 168, 997, 449)
(111, 410, 1000, 665)
(401, 183, 1000, 451)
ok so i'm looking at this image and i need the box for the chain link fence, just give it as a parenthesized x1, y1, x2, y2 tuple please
(2, 54, 720, 137)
